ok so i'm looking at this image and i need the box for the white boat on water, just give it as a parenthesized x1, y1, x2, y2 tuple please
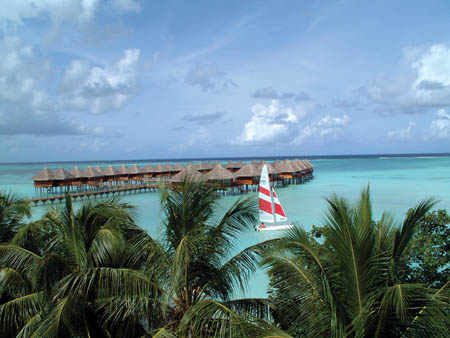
(256, 165, 294, 232)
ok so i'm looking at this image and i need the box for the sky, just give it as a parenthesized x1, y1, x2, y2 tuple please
(1, 0, 450, 162)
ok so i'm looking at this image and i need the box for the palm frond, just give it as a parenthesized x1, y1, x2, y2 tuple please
(55, 267, 163, 302)
(216, 240, 277, 298)
(180, 299, 291, 338)
(0, 291, 44, 334)
(392, 198, 437, 261)
(31, 296, 86, 338)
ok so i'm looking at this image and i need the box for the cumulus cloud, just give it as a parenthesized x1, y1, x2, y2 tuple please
(362, 44, 450, 113)
(58, 49, 140, 114)
(0, 36, 124, 137)
(291, 114, 351, 145)
(428, 109, 450, 139)
(181, 111, 225, 125)
(387, 122, 415, 142)
(252, 86, 310, 101)
(185, 64, 237, 92)
(0, 37, 52, 112)
(234, 100, 298, 144)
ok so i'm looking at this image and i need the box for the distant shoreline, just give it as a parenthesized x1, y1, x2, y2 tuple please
(1, 152, 449, 166)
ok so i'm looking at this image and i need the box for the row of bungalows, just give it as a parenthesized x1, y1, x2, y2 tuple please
(32, 159, 314, 196)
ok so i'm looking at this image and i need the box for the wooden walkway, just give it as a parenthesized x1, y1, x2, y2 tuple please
(29, 184, 160, 206)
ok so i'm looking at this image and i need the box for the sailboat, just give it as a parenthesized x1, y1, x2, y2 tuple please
(256, 165, 294, 231)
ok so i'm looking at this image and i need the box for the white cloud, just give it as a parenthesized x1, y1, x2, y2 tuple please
(291, 114, 351, 145)
(234, 100, 298, 144)
(428, 109, 450, 139)
(0, 37, 52, 111)
(387, 122, 415, 142)
(363, 44, 450, 112)
(58, 48, 140, 113)
(0, 0, 140, 27)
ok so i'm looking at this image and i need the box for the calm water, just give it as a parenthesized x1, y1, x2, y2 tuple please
(1, 155, 449, 298)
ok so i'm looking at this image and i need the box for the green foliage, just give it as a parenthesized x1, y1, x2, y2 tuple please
(2, 185, 448, 337)
(265, 187, 449, 337)
(0, 191, 31, 243)
(403, 209, 450, 288)
(0, 193, 149, 338)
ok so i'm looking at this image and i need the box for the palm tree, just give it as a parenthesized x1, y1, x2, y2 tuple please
(264, 187, 449, 337)
(0, 194, 151, 337)
(0, 191, 31, 243)
(95, 178, 284, 337)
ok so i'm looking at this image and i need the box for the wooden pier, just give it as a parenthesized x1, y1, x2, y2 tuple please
(29, 184, 160, 206)
(30, 159, 315, 206)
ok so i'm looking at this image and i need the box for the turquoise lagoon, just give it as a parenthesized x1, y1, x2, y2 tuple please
(1, 155, 449, 298)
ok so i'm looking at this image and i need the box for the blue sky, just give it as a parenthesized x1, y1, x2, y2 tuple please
(1, 0, 450, 162)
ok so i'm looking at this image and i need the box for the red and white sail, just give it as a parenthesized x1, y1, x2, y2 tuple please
(272, 187, 288, 223)
(259, 165, 274, 223)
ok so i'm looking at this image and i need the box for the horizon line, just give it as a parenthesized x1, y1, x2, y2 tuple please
(1, 152, 449, 166)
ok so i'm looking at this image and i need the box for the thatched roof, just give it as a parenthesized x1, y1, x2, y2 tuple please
(224, 160, 236, 169)
(32, 168, 54, 181)
(53, 168, 75, 180)
(303, 159, 314, 169)
(70, 167, 85, 178)
(117, 165, 129, 175)
(290, 159, 305, 172)
(141, 164, 154, 174)
(206, 163, 235, 180)
(259, 161, 280, 175)
(203, 162, 214, 170)
(234, 163, 260, 178)
(103, 166, 119, 176)
(84, 167, 103, 178)
(274, 160, 296, 173)
(170, 167, 205, 183)
(127, 164, 140, 175)
(224, 160, 244, 169)
(235, 160, 245, 168)
(172, 163, 185, 172)
(95, 166, 105, 175)
(163, 163, 174, 172)
(153, 164, 166, 173)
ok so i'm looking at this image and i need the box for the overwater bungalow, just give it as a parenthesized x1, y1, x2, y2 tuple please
(31, 158, 314, 202)
(69, 167, 85, 186)
(171, 163, 185, 174)
(153, 163, 169, 179)
(32, 168, 54, 195)
(225, 160, 244, 172)
(102, 166, 121, 185)
(170, 167, 205, 183)
(52, 168, 75, 193)
(233, 163, 261, 191)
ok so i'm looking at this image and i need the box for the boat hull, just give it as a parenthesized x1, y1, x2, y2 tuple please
(256, 224, 294, 231)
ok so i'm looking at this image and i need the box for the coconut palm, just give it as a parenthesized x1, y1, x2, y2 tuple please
(264, 187, 449, 337)
(0, 191, 31, 243)
(0, 194, 153, 337)
(95, 178, 283, 337)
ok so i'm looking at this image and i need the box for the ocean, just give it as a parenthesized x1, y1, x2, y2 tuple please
(1, 154, 449, 298)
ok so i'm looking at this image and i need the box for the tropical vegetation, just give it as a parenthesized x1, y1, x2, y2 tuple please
(265, 187, 449, 337)
(0, 185, 448, 337)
